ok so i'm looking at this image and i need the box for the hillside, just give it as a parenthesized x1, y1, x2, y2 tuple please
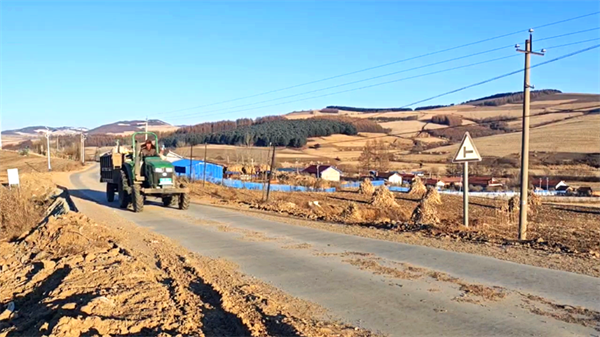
(88, 119, 179, 135)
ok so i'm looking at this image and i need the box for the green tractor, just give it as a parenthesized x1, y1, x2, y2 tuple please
(100, 132, 190, 212)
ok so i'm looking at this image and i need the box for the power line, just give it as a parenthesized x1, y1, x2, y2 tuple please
(169, 54, 519, 121)
(400, 43, 600, 108)
(168, 39, 600, 122)
(158, 11, 600, 115)
(166, 29, 600, 120)
(165, 44, 516, 117)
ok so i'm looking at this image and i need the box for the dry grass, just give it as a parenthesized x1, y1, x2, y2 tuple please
(0, 174, 56, 241)
(427, 114, 600, 157)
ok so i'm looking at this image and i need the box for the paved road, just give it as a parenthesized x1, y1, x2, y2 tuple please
(68, 165, 600, 336)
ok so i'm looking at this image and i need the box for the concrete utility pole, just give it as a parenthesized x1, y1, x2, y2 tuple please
(189, 144, 194, 181)
(45, 130, 52, 171)
(203, 142, 208, 187)
(80, 133, 86, 165)
(145, 117, 148, 140)
(516, 29, 545, 240)
(265, 143, 276, 202)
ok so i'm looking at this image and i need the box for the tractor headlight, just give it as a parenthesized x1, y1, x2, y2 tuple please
(165, 168, 173, 173)
(154, 168, 164, 173)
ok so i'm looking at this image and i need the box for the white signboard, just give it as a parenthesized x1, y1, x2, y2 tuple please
(452, 132, 482, 163)
(7, 169, 19, 186)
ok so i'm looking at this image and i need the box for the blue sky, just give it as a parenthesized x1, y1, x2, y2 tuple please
(2, 1, 599, 130)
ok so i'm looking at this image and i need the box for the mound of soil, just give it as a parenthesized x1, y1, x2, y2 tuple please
(0, 187, 376, 336)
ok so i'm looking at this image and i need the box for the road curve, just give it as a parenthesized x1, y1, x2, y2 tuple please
(67, 164, 600, 337)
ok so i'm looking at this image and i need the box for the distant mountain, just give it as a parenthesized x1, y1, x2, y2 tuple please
(3, 126, 88, 136)
(88, 119, 178, 135)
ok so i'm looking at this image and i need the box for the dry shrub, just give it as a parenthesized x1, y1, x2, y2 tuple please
(408, 177, 427, 197)
(424, 187, 442, 205)
(358, 179, 375, 196)
(505, 190, 540, 218)
(371, 186, 399, 208)
(0, 174, 56, 241)
(411, 187, 442, 225)
(341, 202, 363, 222)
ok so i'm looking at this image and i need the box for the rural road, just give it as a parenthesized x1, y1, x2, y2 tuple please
(66, 164, 600, 337)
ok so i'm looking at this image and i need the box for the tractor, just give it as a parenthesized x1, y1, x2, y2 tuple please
(100, 132, 190, 212)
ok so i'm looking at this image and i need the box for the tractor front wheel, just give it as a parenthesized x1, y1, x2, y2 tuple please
(118, 172, 130, 209)
(179, 193, 190, 210)
(132, 184, 144, 213)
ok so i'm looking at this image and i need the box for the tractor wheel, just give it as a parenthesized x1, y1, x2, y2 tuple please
(132, 184, 144, 213)
(162, 196, 177, 207)
(118, 172, 131, 209)
(179, 193, 190, 210)
(106, 183, 116, 202)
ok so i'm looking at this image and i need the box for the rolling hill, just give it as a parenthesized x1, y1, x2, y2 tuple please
(88, 119, 179, 135)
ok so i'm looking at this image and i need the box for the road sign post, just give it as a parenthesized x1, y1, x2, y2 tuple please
(452, 132, 482, 227)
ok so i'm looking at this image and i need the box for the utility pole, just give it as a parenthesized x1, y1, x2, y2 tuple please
(546, 177, 549, 191)
(189, 144, 193, 181)
(57, 136, 59, 152)
(202, 142, 208, 187)
(80, 133, 86, 165)
(516, 29, 545, 240)
(265, 143, 276, 201)
(145, 117, 148, 140)
(262, 145, 271, 200)
(45, 130, 52, 171)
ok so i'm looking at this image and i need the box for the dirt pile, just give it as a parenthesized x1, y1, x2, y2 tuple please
(411, 187, 443, 225)
(0, 183, 377, 336)
(408, 177, 427, 197)
(358, 179, 375, 196)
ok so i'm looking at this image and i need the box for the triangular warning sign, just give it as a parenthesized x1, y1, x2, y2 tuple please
(452, 132, 482, 163)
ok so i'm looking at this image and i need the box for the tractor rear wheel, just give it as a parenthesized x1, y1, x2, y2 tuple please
(118, 172, 130, 209)
(179, 193, 190, 210)
(132, 184, 144, 213)
(106, 183, 116, 202)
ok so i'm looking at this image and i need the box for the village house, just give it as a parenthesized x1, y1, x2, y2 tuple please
(423, 178, 446, 189)
(376, 172, 403, 184)
(302, 165, 342, 182)
(468, 177, 504, 189)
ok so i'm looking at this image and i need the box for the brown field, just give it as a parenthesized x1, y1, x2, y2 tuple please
(427, 114, 600, 158)
(189, 181, 600, 277)
(0, 150, 82, 183)
(506, 112, 584, 129)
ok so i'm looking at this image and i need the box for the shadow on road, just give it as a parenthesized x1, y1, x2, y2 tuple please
(68, 188, 168, 213)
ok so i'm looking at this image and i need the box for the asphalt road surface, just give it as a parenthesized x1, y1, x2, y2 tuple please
(67, 164, 600, 336)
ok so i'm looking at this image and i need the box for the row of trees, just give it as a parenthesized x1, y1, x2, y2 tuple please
(313, 116, 390, 133)
(162, 119, 357, 148)
(464, 89, 561, 106)
(430, 114, 463, 127)
(325, 106, 412, 113)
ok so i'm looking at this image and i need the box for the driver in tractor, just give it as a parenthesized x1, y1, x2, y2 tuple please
(140, 139, 159, 159)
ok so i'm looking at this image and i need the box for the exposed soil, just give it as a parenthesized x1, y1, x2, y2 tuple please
(0, 176, 379, 336)
(188, 182, 600, 277)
